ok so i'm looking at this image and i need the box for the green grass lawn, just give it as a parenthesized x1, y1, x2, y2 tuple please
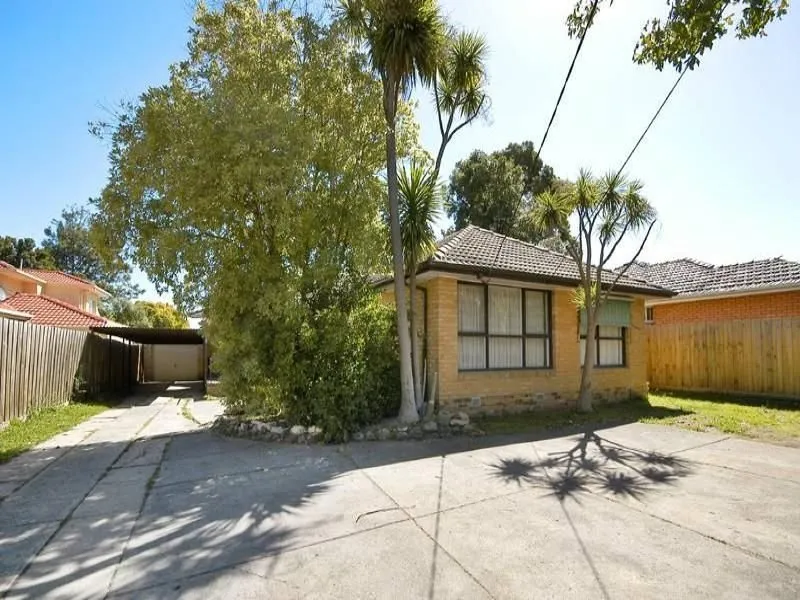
(476, 392, 800, 445)
(0, 400, 114, 463)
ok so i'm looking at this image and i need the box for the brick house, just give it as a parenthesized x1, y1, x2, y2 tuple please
(0, 261, 110, 328)
(379, 226, 673, 414)
(626, 257, 800, 325)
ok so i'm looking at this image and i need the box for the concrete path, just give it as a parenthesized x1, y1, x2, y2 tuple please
(1, 388, 798, 599)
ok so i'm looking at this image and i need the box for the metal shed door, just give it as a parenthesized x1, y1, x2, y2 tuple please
(150, 345, 203, 381)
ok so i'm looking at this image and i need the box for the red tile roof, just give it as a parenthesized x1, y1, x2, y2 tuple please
(0, 261, 45, 282)
(0, 293, 107, 328)
(23, 269, 93, 286)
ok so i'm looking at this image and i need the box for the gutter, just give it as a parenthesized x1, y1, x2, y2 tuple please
(646, 284, 800, 305)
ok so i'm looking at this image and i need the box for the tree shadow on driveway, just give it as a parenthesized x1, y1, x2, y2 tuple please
(488, 429, 695, 503)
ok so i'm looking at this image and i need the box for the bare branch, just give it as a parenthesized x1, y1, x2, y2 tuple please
(600, 219, 656, 305)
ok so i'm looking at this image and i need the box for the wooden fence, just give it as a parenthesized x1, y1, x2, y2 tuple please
(646, 318, 800, 398)
(0, 319, 140, 423)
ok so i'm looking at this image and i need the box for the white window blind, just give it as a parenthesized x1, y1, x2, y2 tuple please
(458, 284, 551, 370)
(580, 326, 625, 367)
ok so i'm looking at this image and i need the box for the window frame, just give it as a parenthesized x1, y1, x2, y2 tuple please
(457, 282, 553, 372)
(645, 306, 654, 322)
(581, 325, 627, 368)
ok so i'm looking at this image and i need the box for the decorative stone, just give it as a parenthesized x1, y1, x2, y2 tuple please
(450, 414, 469, 427)
(436, 411, 453, 426)
(269, 425, 286, 436)
(365, 429, 377, 441)
(251, 420, 268, 434)
(307, 425, 323, 439)
(377, 428, 391, 441)
(290, 425, 307, 436)
(395, 430, 409, 440)
(422, 420, 438, 433)
(352, 431, 365, 442)
(409, 425, 423, 439)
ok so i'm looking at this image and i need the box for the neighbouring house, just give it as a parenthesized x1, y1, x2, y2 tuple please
(626, 257, 800, 324)
(0, 261, 110, 328)
(378, 225, 673, 414)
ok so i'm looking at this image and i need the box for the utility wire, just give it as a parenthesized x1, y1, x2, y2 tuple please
(537, 0, 600, 160)
(485, 0, 600, 276)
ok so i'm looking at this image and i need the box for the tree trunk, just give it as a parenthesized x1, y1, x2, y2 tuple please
(409, 268, 423, 413)
(386, 124, 418, 423)
(578, 308, 596, 413)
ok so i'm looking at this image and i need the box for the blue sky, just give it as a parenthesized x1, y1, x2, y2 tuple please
(1, 0, 798, 301)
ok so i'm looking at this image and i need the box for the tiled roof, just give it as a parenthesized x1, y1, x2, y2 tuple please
(0, 261, 45, 282)
(627, 257, 800, 297)
(23, 269, 94, 287)
(625, 259, 714, 294)
(0, 293, 107, 328)
(419, 225, 673, 296)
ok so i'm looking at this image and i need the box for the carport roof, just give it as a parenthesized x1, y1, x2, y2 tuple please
(90, 326, 204, 345)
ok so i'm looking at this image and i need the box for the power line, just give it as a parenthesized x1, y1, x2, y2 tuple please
(537, 0, 600, 160)
(614, 66, 689, 179)
(485, 0, 600, 275)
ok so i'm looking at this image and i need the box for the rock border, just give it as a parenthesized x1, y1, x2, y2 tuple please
(212, 410, 484, 444)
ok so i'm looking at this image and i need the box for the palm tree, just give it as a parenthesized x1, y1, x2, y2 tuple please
(531, 170, 656, 412)
(398, 161, 441, 412)
(339, 0, 446, 422)
(432, 30, 488, 178)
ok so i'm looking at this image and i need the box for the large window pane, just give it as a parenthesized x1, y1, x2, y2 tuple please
(488, 286, 522, 335)
(489, 337, 523, 368)
(458, 284, 485, 333)
(599, 339, 623, 366)
(525, 290, 547, 334)
(598, 325, 622, 338)
(459, 336, 486, 370)
(526, 337, 548, 367)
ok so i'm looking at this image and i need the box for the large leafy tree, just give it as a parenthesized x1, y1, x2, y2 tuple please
(92, 1, 413, 432)
(568, 0, 789, 71)
(43, 205, 141, 297)
(0, 236, 55, 269)
(447, 141, 556, 242)
(340, 0, 447, 422)
(104, 299, 187, 328)
(531, 170, 656, 412)
(398, 161, 440, 410)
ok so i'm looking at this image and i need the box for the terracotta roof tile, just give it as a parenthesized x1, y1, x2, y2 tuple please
(23, 269, 93, 286)
(626, 257, 800, 297)
(0, 293, 107, 328)
(419, 225, 673, 296)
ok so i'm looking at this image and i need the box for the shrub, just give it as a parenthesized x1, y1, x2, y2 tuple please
(210, 277, 400, 441)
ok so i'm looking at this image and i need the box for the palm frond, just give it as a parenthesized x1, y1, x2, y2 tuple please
(436, 28, 489, 121)
(398, 161, 441, 271)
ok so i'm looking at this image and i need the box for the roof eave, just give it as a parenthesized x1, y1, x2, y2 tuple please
(647, 282, 800, 304)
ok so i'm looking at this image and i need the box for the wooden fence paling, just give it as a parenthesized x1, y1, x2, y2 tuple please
(647, 318, 800, 398)
(0, 319, 139, 423)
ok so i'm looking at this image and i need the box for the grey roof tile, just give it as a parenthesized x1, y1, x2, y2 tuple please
(626, 257, 800, 297)
(421, 225, 672, 296)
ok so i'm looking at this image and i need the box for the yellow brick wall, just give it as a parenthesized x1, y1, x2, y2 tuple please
(430, 277, 648, 413)
(379, 276, 649, 414)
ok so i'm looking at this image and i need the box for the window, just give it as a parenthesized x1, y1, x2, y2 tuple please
(458, 283, 551, 370)
(645, 306, 654, 322)
(580, 326, 626, 367)
(0, 285, 6, 301)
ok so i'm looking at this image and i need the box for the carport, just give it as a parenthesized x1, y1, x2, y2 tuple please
(91, 326, 207, 387)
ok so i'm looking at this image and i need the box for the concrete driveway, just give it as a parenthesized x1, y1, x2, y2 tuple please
(1, 384, 798, 599)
